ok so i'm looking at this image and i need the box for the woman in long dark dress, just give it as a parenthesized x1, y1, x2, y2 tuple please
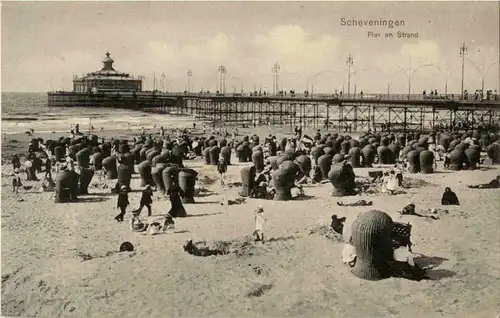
(167, 181, 187, 217)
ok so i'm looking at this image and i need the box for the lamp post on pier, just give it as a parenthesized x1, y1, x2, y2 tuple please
(187, 70, 192, 93)
(272, 62, 280, 95)
(218, 65, 227, 94)
(460, 42, 468, 100)
(346, 54, 354, 95)
(153, 72, 157, 91)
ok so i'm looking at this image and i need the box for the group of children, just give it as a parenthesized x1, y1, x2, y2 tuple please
(114, 172, 188, 223)
(11, 142, 56, 193)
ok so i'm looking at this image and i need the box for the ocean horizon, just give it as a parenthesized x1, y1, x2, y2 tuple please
(0, 92, 196, 135)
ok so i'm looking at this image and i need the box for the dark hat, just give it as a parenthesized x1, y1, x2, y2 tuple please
(331, 214, 346, 222)
(119, 241, 134, 252)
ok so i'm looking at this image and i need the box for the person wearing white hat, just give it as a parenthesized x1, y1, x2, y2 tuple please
(217, 156, 228, 186)
(254, 206, 266, 242)
(115, 185, 129, 222)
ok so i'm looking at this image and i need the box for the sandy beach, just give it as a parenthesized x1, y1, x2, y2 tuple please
(2, 0, 500, 315)
(2, 113, 500, 318)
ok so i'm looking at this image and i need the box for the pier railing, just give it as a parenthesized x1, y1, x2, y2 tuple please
(155, 91, 500, 103)
(49, 90, 500, 103)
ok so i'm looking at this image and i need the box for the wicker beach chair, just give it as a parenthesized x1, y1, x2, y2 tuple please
(391, 222, 413, 252)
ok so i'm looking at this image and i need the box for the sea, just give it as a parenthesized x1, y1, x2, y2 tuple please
(1, 92, 196, 135)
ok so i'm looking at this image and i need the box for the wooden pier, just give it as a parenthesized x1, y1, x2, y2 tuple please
(47, 91, 500, 132)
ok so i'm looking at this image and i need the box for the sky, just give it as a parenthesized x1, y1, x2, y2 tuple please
(2, 1, 499, 94)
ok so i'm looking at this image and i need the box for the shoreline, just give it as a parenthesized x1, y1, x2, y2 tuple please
(1, 116, 301, 161)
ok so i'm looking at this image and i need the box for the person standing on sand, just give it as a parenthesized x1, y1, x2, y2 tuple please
(254, 206, 266, 242)
(115, 185, 130, 222)
(45, 157, 52, 179)
(132, 185, 154, 217)
(217, 156, 228, 186)
(12, 168, 22, 193)
(167, 181, 187, 218)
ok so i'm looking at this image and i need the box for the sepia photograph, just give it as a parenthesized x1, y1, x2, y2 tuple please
(1, 1, 500, 317)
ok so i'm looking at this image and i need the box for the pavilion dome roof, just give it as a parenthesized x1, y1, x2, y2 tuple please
(73, 52, 142, 82)
(102, 51, 114, 64)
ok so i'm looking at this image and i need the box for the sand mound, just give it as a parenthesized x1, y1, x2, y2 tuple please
(402, 177, 432, 188)
(184, 235, 301, 258)
(198, 175, 218, 185)
(193, 186, 216, 197)
(308, 224, 343, 242)
(245, 283, 274, 297)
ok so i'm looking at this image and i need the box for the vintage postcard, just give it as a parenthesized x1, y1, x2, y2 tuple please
(1, 1, 499, 317)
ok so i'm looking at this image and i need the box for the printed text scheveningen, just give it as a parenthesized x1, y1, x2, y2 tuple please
(340, 18, 406, 28)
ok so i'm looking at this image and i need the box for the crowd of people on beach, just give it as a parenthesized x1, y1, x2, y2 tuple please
(6, 117, 500, 280)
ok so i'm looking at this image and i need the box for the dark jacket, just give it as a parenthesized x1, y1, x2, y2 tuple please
(117, 193, 129, 208)
(268, 141, 277, 156)
(140, 189, 153, 205)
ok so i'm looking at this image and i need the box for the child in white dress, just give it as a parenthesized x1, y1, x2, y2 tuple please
(254, 206, 266, 242)
(12, 168, 22, 193)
